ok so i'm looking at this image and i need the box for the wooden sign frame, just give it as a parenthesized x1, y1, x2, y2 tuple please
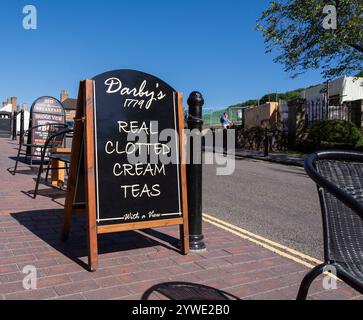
(62, 80, 189, 271)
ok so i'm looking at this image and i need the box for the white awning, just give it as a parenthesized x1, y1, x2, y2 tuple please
(0, 104, 13, 113)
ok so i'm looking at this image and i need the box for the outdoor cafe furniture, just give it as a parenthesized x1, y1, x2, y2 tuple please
(33, 127, 73, 199)
(46, 147, 71, 188)
(12, 123, 69, 173)
(297, 150, 363, 300)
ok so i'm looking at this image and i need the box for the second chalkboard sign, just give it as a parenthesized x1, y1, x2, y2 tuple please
(63, 70, 189, 271)
(27, 97, 66, 162)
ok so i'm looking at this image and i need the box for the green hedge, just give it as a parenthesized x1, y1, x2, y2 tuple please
(296, 120, 363, 153)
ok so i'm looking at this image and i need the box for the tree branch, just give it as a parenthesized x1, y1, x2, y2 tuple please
(348, 43, 363, 53)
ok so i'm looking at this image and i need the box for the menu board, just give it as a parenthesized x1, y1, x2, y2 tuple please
(28, 97, 65, 161)
(92, 70, 182, 226)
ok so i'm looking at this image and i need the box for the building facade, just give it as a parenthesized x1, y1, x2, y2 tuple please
(304, 77, 363, 127)
(60, 90, 77, 122)
(244, 102, 279, 128)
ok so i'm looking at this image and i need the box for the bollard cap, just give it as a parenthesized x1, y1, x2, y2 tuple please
(187, 91, 204, 108)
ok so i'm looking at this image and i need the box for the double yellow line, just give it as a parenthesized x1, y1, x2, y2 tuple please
(202, 213, 323, 269)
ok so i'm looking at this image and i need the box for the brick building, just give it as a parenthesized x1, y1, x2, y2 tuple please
(60, 90, 77, 122)
(1, 97, 18, 112)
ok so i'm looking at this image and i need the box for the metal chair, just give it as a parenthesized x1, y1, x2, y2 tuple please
(297, 150, 363, 300)
(33, 128, 73, 199)
(12, 123, 68, 175)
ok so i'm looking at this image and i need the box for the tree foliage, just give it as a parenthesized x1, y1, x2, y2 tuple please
(257, 0, 363, 78)
(226, 89, 303, 110)
(308, 120, 363, 144)
(259, 89, 303, 104)
(229, 100, 259, 109)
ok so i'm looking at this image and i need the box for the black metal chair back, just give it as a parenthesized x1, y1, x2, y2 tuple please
(316, 158, 363, 263)
(33, 127, 73, 198)
(12, 123, 68, 174)
(45, 124, 68, 148)
(297, 150, 363, 299)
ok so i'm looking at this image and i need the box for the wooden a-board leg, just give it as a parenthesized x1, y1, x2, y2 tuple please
(180, 224, 190, 255)
(62, 165, 76, 242)
(84, 80, 99, 272)
(87, 215, 98, 272)
(62, 82, 86, 242)
(177, 92, 190, 255)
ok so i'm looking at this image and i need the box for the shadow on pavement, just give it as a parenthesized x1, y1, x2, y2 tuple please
(142, 282, 240, 300)
(11, 209, 180, 271)
(21, 188, 66, 200)
(6, 167, 38, 176)
(7, 156, 41, 176)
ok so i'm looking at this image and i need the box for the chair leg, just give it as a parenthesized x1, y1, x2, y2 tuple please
(296, 264, 327, 300)
(34, 151, 46, 199)
(65, 162, 69, 175)
(13, 143, 23, 175)
(45, 161, 51, 182)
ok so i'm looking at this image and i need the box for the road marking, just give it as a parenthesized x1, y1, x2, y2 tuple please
(233, 153, 304, 168)
(203, 213, 323, 266)
(203, 216, 315, 269)
(203, 213, 341, 281)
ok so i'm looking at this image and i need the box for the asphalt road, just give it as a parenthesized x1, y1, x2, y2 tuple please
(203, 153, 324, 260)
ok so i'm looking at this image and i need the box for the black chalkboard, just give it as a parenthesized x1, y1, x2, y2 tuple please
(63, 72, 189, 271)
(92, 70, 182, 226)
(0, 112, 12, 138)
(27, 96, 66, 162)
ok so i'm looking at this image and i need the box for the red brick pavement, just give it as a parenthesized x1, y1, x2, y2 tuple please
(0, 139, 362, 300)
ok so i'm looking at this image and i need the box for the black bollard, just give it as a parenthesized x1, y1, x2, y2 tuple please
(20, 110, 24, 145)
(264, 128, 269, 157)
(223, 128, 228, 157)
(187, 92, 206, 251)
(12, 111, 17, 141)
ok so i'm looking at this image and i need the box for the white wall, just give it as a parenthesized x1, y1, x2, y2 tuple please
(304, 76, 363, 105)
(16, 111, 30, 132)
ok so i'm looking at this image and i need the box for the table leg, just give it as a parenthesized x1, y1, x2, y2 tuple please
(51, 159, 65, 187)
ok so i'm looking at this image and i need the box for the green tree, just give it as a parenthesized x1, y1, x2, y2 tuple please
(259, 89, 303, 104)
(227, 100, 259, 110)
(257, 0, 363, 78)
(282, 89, 304, 102)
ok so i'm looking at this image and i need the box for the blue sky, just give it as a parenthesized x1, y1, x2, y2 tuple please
(0, 0, 326, 110)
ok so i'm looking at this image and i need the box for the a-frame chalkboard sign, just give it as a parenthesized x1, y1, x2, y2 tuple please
(27, 97, 66, 163)
(62, 70, 189, 271)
